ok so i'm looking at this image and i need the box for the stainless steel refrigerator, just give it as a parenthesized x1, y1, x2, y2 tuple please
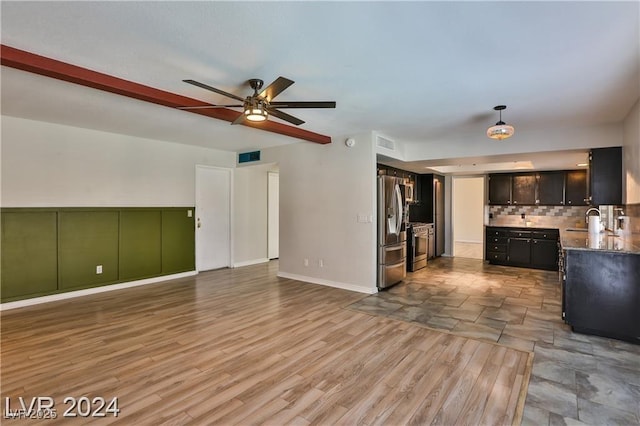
(377, 175, 407, 289)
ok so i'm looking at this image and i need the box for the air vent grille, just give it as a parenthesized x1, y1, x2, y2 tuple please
(376, 135, 395, 151)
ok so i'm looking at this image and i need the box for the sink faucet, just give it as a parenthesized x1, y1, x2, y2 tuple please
(585, 207, 601, 222)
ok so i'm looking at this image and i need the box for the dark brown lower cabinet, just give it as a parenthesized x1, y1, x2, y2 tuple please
(486, 226, 559, 271)
(508, 238, 531, 264)
(564, 249, 639, 343)
(532, 240, 559, 269)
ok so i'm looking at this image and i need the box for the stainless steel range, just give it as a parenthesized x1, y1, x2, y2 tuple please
(407, 222, 434, 272)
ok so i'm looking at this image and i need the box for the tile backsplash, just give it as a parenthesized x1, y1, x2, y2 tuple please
(487, 204, 638, 233)
(487, 205, 590, 229)
(623, 204, 640, 233)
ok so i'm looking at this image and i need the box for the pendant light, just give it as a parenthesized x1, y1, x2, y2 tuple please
(487, 105, 514, 140)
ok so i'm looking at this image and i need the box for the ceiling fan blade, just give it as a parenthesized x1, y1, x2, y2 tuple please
(269, 101, 336, 109)
(231, 113, 246, 125)
(177, 104, 243, 110)
(183, 79, 245, 102)
(267, 108, 305, 126)
(260, 76, 294, 101)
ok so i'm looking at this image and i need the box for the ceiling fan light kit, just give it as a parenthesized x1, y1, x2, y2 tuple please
(487, 105, 515, 140)
(244, 99, 268, 122)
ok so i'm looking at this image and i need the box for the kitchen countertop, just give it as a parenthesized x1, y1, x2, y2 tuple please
(485, 225, 559, 231)
(559, 229, 640, 254)
(486, 224, 640, 254)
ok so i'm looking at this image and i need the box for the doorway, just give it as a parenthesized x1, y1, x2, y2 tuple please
(195, 165, 232, 271)
(452, 177, 484, 259)
(268, 172, 279, 259)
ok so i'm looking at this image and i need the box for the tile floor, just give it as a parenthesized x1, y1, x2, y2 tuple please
(348, 257, 640, 425)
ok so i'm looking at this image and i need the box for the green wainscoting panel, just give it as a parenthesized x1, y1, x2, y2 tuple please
(1, 212, 58, 301)
(1, 207, 196, 302)
(162, 209, 195, 274)
(58, 211, 119, 289)
(119, 210, 162, 280)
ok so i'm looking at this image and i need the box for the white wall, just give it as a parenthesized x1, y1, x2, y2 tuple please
(452, 177, 485, 243)
(261, 132, 377, 293)
(1, 115, 378, 294)
(623, 99, 640, 204)
(233, 163, 276, 267)
(1, 116, 235, 207)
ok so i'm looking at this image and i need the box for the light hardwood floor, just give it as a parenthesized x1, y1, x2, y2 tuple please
(1, 262, 531, 425)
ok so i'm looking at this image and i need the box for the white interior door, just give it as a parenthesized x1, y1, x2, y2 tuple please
(268, 172, 279, 259)
(196, 166, 231, 271)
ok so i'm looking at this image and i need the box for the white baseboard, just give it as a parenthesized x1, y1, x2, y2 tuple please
(233, 258, 269, 268)
(0, 271, 197, 311)
(277, 271, 377, 294)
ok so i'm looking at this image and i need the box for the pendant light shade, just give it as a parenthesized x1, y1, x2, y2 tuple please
(487, 105, 514, 140)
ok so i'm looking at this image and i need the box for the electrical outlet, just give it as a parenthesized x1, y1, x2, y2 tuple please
(96, 265, 103, 274)
(187, 209, 193, 217)
(304, 258, 309, 267)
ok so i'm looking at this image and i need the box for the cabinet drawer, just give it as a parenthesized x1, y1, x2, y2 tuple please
(509, 230, 531, 238)
(532, 231, 559, 240)
(488, 244, 507, 253)
(487, 252, 507, 262)
(489, 236, 508, 244)
(487, 229, 508, 238)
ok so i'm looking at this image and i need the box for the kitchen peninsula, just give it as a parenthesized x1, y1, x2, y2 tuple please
(560, 230, 640, 344)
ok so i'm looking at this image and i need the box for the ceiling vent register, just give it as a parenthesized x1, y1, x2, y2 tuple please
(376, 135, 396, 151)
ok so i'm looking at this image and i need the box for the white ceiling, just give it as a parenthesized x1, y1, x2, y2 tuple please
(1, 1, 638, 171)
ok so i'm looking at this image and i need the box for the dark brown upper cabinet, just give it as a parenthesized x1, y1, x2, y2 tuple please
(537, 171, 565, 205)
(565, 170, 588, 206)
(489, 169, 591, 206)
(488, 174, 512, 205)
(589, 147, 622, 206)
(511, 173, 537, 205)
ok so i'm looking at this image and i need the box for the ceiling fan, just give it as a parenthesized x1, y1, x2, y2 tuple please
(178, 76, 336, 126)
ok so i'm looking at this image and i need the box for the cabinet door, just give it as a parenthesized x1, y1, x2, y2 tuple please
(531, 239, 559, 270)
(488, 174, 512, 205)
(590, 147, 622, 205)
(537, 172, 565, 205)
(512, 173, 537, 205)
(565, 170, 588, 206)
(508, 238, 531, 264)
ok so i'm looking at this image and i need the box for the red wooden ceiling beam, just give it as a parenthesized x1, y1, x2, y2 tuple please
(0, 44, 332, 145)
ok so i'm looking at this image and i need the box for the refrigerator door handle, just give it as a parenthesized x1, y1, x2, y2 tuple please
(390, 183, 402, 236)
